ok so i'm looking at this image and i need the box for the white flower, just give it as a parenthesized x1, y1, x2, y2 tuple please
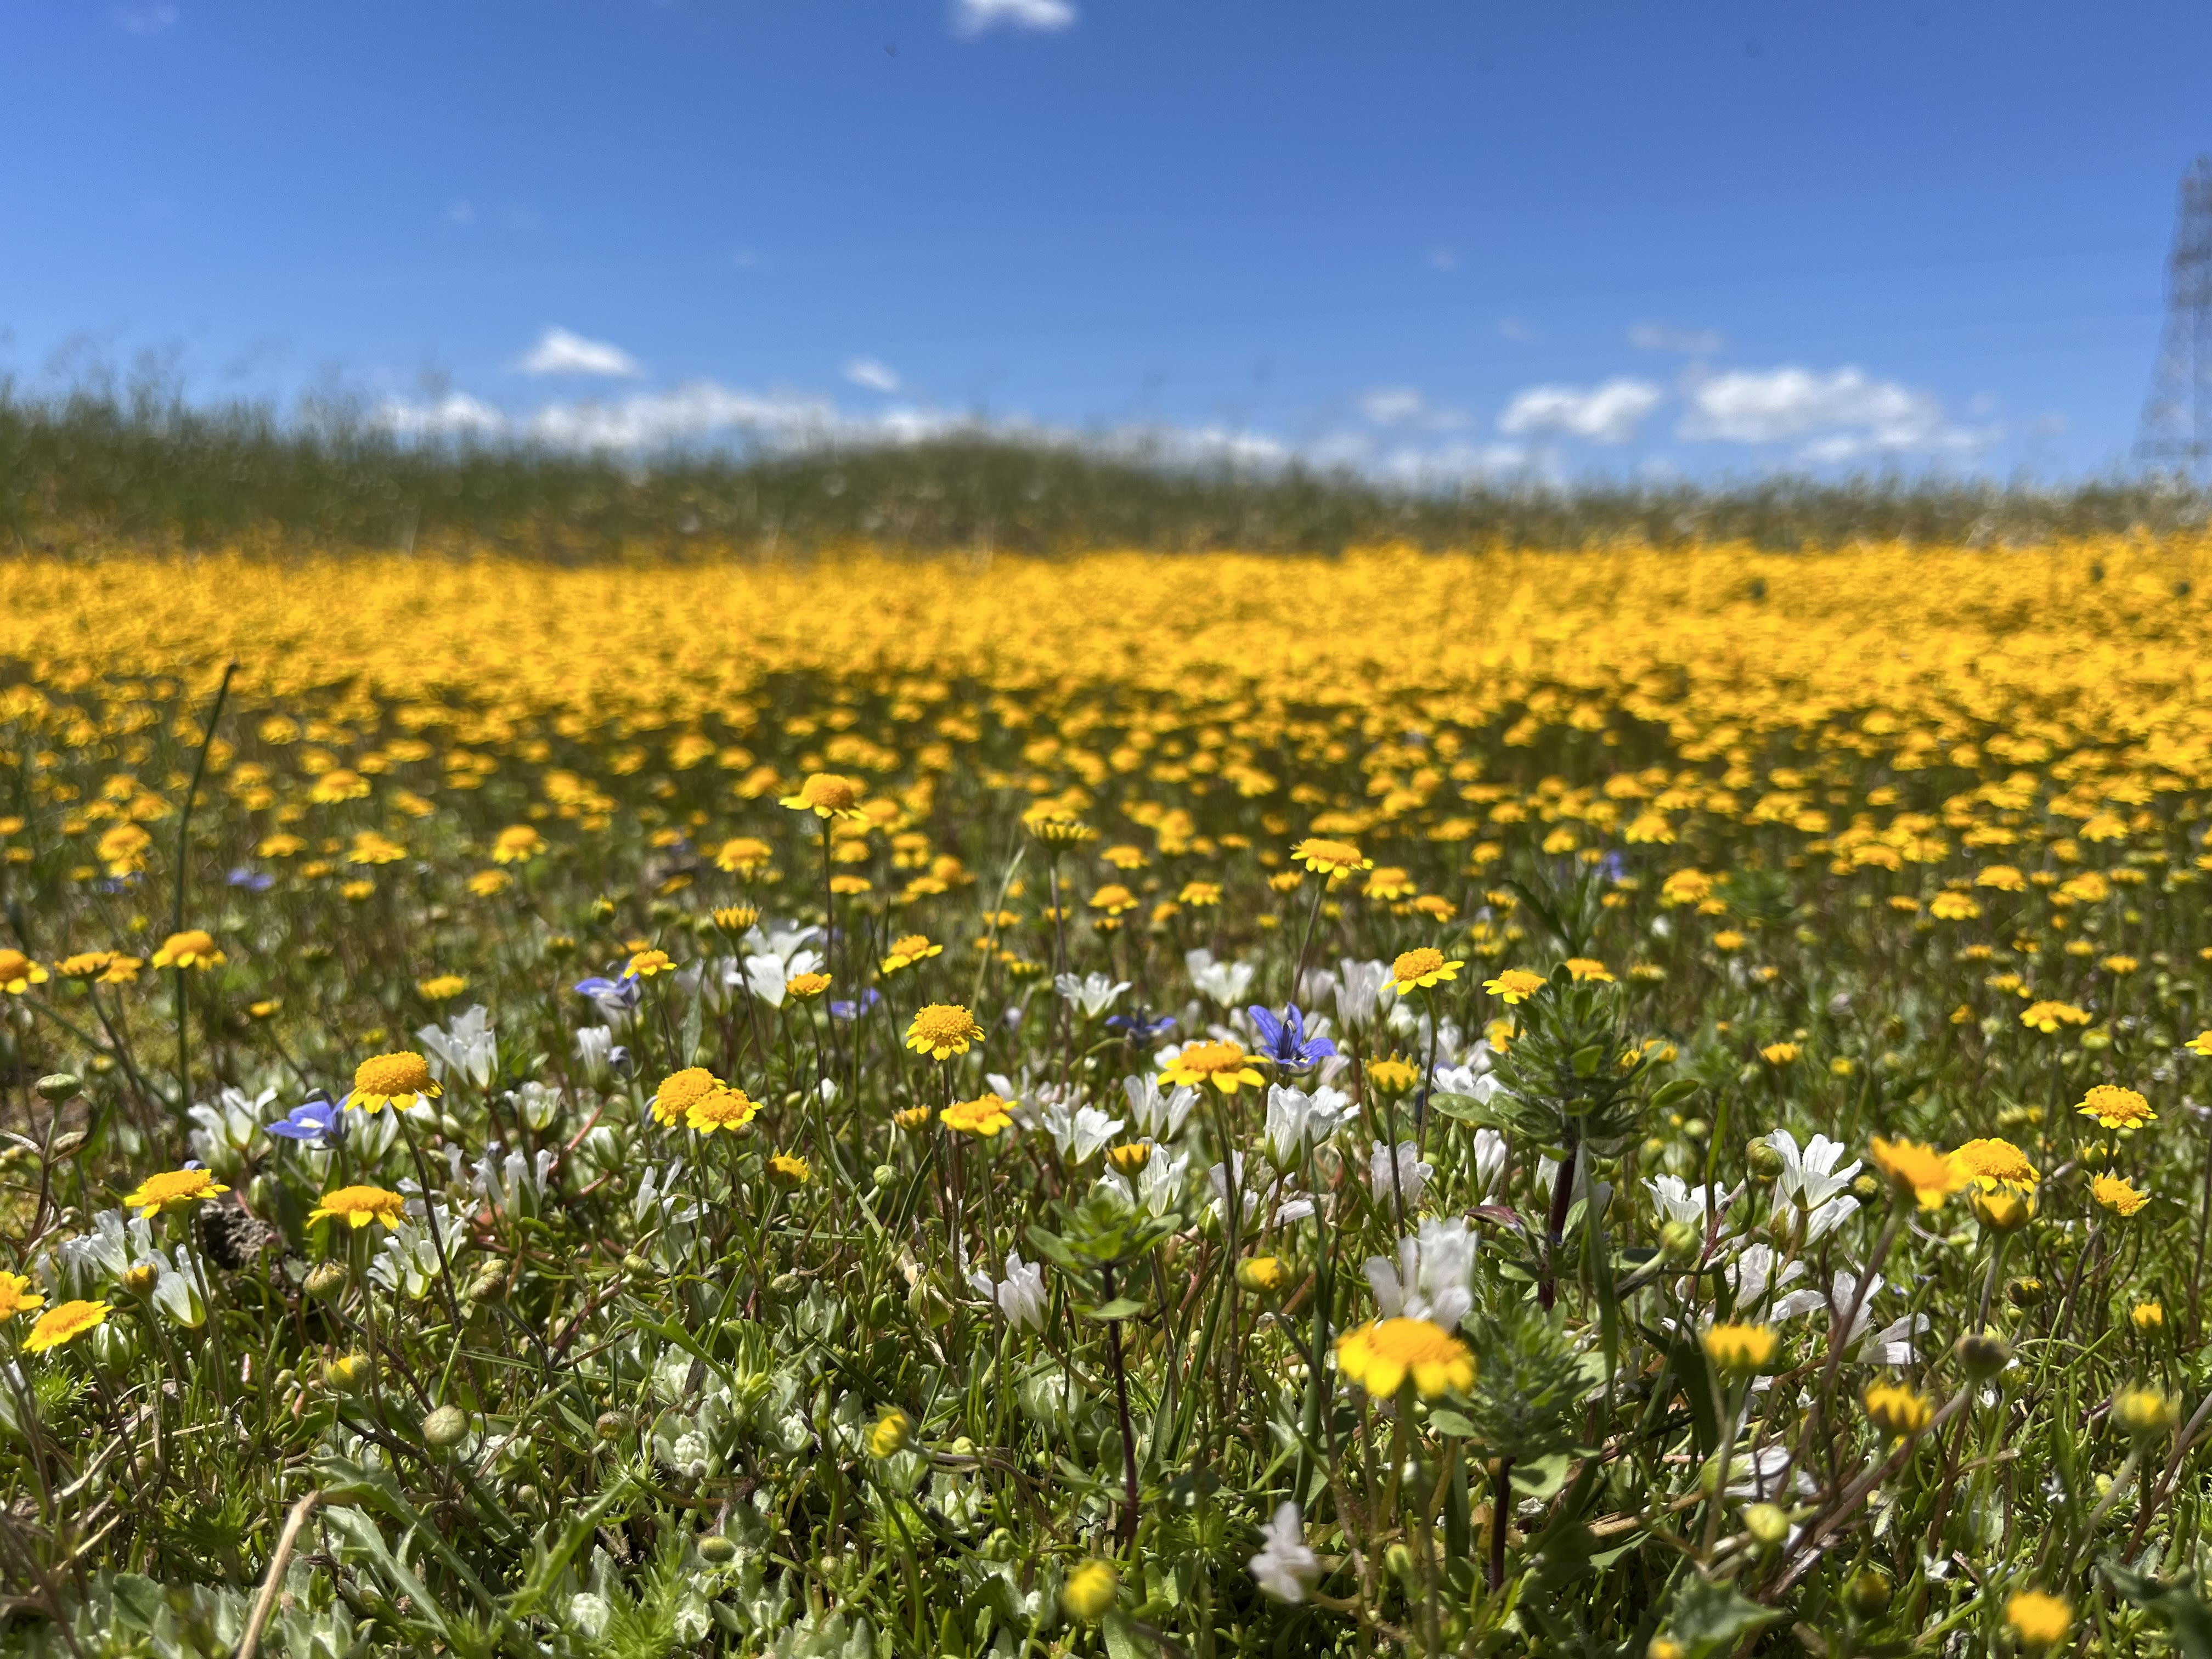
(1055, 972, 1131, 1018)
(1727, 1243, 1805, 1308)
(419, 1005, 497, 1090)
(741, 920, 822, 965)
(146, 1245, 206, 1329)
(1764, 1130, 1862, 1209)
(1249, 1502, 1321, 1602)
(568, 1594, 612, 1640)
(967, 1249, 1049, 1331)
(1207, 1154, 1310, 1228)
(1362, 1217, 1476, 1330)
(1370, 1140, 1434, 1212)
(188, 1086, 272, 1163)
(1185, 947, 1256, 1008)
(743, 948, 822, 1009)
(1122, 1073, 1199, 1141)
(1032, 1091, 1124, 1161)
(1777, 1270, 1925, 1365)
(573, 1025, 617, 1079)
(1263, 1082, 1358, 1164)
(511, 1080, 563, 1132)
(1137, 1148, 1188, 1216)
(1471, 1128, 1508, 1200)
(58, 1209, 143, 1293)
(1335, 958, 1390, 1028)
(1645, 1176, 1739, 1232)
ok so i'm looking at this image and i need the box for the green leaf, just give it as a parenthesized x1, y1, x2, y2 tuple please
(681, 979, 705, 1066)
(1426, 1407, 1479, 1438)
(1649, 1077, 1702, 1111)
(2105, 1561, 2212, 1659)
(1024, 1224, 1085, 1274)
(106, 1576, 165, 1634)
(1428, 1091, 1496, 1124)
(1664, 1576, 1781, 1658)
(1103, 1614, 1153, 1659)
(1078, 1296, 1148, 1322)
(320, 1503, 452, 1640)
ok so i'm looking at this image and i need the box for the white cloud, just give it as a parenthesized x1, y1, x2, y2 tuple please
(1498, 378, 1663, 444)
(1376, 442, 1532, 484)
(1629, 323, 1725, 354)
(1427, 249, 1458, 272)
(377, 392, 505, 441)
(1356, 387, 1468, 432)
(1497, 318, 1539, 344)
(1678, 364, 1995, 459)
(115, 4, 177, 35)
(518, 327, 644, 379)
(444, 199, 477, 227)
(952, 0, 1076, 35)
(843, 358, 902, 393)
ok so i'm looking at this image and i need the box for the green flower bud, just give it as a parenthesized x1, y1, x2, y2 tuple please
(421, 1405, 470, 1449)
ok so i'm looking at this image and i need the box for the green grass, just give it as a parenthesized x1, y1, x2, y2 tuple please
(1, 386, 2204, 556)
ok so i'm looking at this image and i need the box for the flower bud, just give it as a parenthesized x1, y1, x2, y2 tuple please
(868, 1408, 912, 1458)
(697, 1535, 737, 1564)
(1658, 1220, 1702, 1265)
(2007, 1276, 2046, 1308)
(304, 1261, 349, 1301)
(595, 1410, 630, 1441)
(1956, 1333, 2011, 1381)
(1237, 1256, 1290, 1294)
(1063, 1559, 1118, 1621)
(1970, 1187, 2034, 1233)
(1648, 1640, 1686, 1659)
(1745, 1140, 1784, 1180)
(2116, 1387, 2179, 1441)
(1843, 1565, 1893, 1617)
(47, 1130, 88, 1161)
(35, 1074, 81, 1103)
(324, 1352, 372, 1392)
(1385, 1541, 1418, 1581)
(1743, 1503, 1790, 1546)
(123, 1261, 162, 1296)
(421, 1404, 470, 1449)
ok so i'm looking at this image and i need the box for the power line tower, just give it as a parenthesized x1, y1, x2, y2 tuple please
(2136, 157, 2212, 473)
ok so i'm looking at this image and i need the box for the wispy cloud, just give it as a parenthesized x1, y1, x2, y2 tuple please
(1356, 387, 1469, 432)
(114, 3, 177, 35)
(1497, 318, 1538, 344)
(517, 327, 644, 379)
(1498, 378, 1662, 444)
(843, 358, 902, 393)
(1678, 364, 1995, 460)
(952, 0, 1076, 36)
(1628, 323, 1725, 354)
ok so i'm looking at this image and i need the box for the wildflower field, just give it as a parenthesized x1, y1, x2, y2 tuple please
(7, 538, 2212, 1656)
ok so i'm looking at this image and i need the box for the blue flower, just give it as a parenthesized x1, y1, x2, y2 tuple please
(1248, 1003, 1336, 1071)
(227, 866, 276, 893)
(830, 988, 883, 1022)
(1106, 1007, 1176, 1043)
(267, 1096, 343, 1143)
(573, 973, 643, 1019)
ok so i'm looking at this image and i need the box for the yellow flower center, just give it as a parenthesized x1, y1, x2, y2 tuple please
(352, 1051, 438, 1104)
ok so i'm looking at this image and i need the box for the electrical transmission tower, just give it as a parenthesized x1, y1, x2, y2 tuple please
(2136, 157, 2212, 473)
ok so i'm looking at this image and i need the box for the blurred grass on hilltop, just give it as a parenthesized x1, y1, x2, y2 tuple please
(1, 385, 2206, 557)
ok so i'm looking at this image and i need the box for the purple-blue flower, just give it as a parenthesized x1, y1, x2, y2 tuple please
(573, 973, 643, 1019)
(830, 988, 883, 1022)
(227, 866, 276, 893)
(267, 1096, 343, 1143)
(1248, 1003, 1336, 1071)
(1106, 1007, 1176, 1043)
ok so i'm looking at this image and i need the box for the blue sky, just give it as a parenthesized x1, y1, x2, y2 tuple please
(2, 1, 2207, 481)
